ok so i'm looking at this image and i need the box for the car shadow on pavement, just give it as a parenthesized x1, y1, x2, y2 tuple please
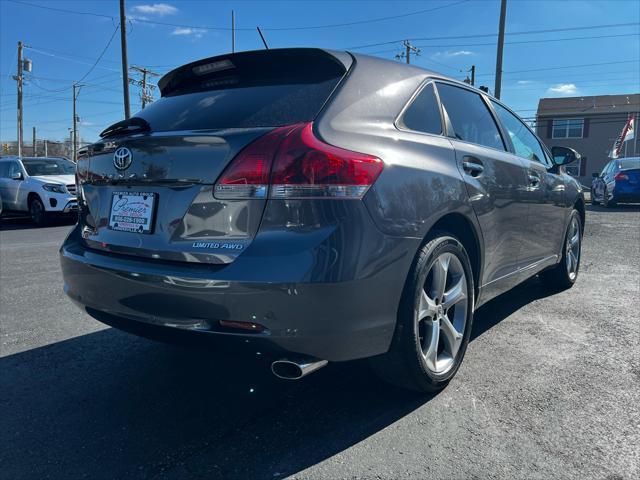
(471, 275, 558, 341)
(2, 276, 558, 480)
(0, 215, 76, 231)
(585, 203, 640, 213)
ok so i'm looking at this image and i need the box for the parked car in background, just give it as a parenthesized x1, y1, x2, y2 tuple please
(61, 48, 585, 393)
(591, 157, 640, 207)
(0, 156, 78, 225)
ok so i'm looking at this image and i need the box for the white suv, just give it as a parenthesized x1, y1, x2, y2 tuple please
(0, 156, 77, 225)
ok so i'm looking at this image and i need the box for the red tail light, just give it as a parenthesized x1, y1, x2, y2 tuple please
(214, 122, 383, 200)
(214, 125, 297, 199)
(614, 172, 629, 181)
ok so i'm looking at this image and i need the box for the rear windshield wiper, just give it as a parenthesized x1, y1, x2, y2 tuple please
(100, 117, 150, 139)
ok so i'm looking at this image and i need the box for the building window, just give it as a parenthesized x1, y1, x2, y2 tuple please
(552, 118, 584, 138)
(565, 156, 586, 178)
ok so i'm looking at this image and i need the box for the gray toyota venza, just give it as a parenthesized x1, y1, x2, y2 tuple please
(61, 48, 584, 392)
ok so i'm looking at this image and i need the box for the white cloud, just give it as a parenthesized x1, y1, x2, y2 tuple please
(435, 50, 475, 58)
(171, 27, 205, 38)
(517, 80, 533, 85)
(127, 14, 149, 22)
(547, 83, 579, 95)
(133, 3, 177, 16)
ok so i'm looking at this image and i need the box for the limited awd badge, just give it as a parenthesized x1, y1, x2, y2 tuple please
(113, 147, 133, 170)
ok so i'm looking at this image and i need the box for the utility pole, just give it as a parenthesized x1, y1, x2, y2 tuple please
(231, 10, 235, 53)
(119, 0, 131, 119)
(395, 40, 420, 65)
(44, 139, 48, 157)
(464, 65, 476, 86)
(72, 84, 81, 162)
(32, 126, 36, 156)
(494, 0, 507, 99)
(16, 41, 24, 157)
(129, 66, 160, 108)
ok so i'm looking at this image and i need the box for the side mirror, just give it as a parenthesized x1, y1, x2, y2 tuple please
(11, 171, 23, 180)
(551, 146, 581, 166)
(592, 172, 599, 178)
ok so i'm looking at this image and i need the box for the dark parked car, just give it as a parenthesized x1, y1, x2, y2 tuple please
(60, 49, 584, 392)
(591, 157, 640, 207)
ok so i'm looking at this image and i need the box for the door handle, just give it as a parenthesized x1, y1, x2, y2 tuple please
(462, 156, 484, 177)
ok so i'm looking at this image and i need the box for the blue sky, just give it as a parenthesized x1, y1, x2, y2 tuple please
(1, 0, 639, 143)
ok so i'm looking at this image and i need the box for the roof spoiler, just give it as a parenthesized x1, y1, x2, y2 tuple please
(158, 48, 352, 97)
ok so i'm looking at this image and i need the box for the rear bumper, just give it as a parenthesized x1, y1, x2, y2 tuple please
(60, 223, 417, 361)
(612, 189, 640, 203)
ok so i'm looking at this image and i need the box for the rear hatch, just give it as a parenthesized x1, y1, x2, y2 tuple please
(78, 48, 351, 264)
(616, 158, 640, 187)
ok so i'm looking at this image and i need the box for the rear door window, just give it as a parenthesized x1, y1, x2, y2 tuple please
(398, 83, 442, 135)
(618, 158, 640, 169)
(435, 82, 505, 151)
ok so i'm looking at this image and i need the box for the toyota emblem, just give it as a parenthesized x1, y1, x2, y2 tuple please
(113, 147, 132, 170)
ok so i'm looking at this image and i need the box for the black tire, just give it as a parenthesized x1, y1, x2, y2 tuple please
(370, 231, 475, 393)
(602, 187, 616, 208)
(590, 188, 600, 205)
(540, 210, 582, 290)
(29, 196, 48, 226)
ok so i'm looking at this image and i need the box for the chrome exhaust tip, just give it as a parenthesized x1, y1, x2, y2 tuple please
(271, 357, 328, 380)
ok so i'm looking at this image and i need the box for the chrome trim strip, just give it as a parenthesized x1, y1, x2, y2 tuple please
(480, 255, 558, 289)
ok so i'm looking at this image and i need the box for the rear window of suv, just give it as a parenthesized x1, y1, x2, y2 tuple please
(618, 158, 640, 169)
(133, 50, 347, 132)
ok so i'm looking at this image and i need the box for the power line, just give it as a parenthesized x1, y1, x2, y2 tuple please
(347, 22, 640, 50)
(498, 68, 639, 82)
(6, 0, 113, 20)
(504, 80, 640, 93)
(477, 60, 640, 77)
(365, 32, 640, 55)
(27, 47, 120, 73)
(23, 46, 121, 66)
(513, 101, 640, 114)
(254, 0, 471, 31)
(8, 0, 469, 31)
(75, 23, 120, 84)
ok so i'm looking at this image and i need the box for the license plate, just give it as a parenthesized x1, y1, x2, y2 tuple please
(109, 192, 157, 234)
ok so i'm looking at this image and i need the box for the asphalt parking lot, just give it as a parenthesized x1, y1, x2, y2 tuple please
(1, 205, 639, 480)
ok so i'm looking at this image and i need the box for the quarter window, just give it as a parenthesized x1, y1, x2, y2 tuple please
(435, 83, 505, 151)
(491, 101, 547, 164)
(0, 162, 9, 178)
(398, 83, 442, 135)
(552, 118, 584, 139)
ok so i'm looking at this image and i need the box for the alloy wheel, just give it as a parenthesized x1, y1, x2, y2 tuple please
(417, 252, 468, 375)
(565, 216, 580, 280)
(30, 199, 44, 225)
